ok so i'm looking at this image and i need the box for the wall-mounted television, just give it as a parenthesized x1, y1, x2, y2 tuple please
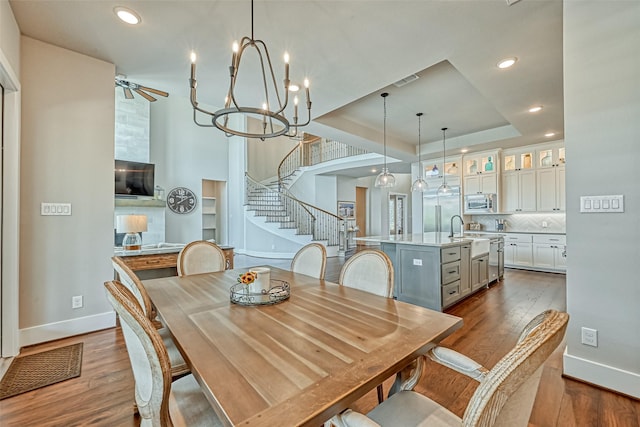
(115, 159, 155, 197)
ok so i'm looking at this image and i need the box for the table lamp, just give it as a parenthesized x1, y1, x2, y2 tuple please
(116, 214, 148, 251)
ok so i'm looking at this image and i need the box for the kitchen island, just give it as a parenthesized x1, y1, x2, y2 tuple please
(356, 233, 492, 311)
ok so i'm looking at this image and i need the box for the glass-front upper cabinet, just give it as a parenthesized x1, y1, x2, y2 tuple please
(502, 148, 535, 172)
(463, 152, 497, 176)
(536, 143, 566, 168)
(423, 157, 461, 180)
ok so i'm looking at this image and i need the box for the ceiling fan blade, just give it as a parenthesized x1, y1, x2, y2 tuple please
(134, 88, 157, 102)
(138, 85, 169, 97)
(123, 87, 134, 99)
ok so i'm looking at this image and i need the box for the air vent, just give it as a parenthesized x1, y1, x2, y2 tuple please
(393, 74, 419, 88)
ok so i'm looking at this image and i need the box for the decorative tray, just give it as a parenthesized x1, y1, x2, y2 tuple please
(230, 279, 290, 306)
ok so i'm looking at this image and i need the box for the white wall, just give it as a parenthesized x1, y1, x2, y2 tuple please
(19, 36, 116, 346)
(150, 96, 229, 244)
(563, 1, 640, 398)
(1, 0, 21, 356)
(246, 117, 298, 182)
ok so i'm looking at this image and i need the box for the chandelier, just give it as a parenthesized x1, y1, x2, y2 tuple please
(189, 0, 311, 140)
(374, 92, 396, 188)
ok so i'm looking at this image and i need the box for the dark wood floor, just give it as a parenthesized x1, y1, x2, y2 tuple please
(1, 253, 638, 426)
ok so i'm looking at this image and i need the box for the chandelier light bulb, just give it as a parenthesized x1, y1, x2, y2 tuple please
(190, 52, 197, 63)
(304, 78, 309, 88)
(232, 42, 239, 53)
(284, 52, 290, 63)
(294, 96, 299, 105)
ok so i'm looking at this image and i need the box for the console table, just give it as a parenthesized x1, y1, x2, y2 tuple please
(115, 246, 234, 277)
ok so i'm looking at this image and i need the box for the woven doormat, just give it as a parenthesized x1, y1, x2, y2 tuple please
(0, 342, 83, 400)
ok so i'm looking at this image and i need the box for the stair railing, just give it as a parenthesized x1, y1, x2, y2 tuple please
(246, 173, 344, 247)
(277, 138, 369, 191)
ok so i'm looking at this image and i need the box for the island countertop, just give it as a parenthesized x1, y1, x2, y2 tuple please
(355, 232, 476, 248)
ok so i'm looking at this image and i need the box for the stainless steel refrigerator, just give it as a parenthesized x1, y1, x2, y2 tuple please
(422, 186, 461, 233)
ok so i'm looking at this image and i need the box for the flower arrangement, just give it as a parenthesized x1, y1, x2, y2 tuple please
(237, 271, 257, 287)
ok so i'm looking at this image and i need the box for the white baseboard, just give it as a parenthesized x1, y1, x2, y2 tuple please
(19, 311, 117, 348)
(563, 348, 640, 399)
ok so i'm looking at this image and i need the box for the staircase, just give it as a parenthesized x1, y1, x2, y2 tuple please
(245, 137, 371, 255)
(245, 175, 343, 251)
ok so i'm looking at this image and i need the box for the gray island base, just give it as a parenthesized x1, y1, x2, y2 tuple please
(357, 233, 493, 311)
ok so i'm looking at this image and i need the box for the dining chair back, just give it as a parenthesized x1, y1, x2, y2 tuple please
(177, 240, 226, 276)
(104, 280, 221, 427)
(462, 309, 569, 426)
(338, 249, 394, 298)
(338, 248, 394, 403)
(111, 257, 190, 379)
(112, 257, 154, 320)
(291, 243, 327, 280)
(328, 309, 569, 427)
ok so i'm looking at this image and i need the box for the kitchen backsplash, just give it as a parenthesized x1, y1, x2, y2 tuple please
(467, 213, 566, 233)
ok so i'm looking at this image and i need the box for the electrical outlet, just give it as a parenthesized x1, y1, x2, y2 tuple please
(72, 295, 83, 309)
(581, 327, 598, 347)
(542, 221, 548, 228)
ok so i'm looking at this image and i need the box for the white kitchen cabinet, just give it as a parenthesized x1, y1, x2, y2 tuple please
(463, 151, 499, 197)
(502, 169, 536, 213)
(536, 166, 565, 212)
(502, 147, 535, 172)
(464, 174, 497, 195)
(536, 144, 566, 169)
(423, 156, 462, 186)
(503, 234, 533, 268)
(532, 235, 566, 272)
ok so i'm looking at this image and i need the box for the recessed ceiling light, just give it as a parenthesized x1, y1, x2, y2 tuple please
(529, 106, 543, 113)
(371, 168, 377, 173)
(545, 132, 555, 137)
(460, 149, 469, 153)
(497, 57, 517, 69)
(114, 7, 141, 25)
(288, 84, 300, 92)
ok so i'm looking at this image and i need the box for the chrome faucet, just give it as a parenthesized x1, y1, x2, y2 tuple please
(449, 215, 464, 238)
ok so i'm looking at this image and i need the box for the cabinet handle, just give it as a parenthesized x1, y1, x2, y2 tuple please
(449, 290, 457, 295)
(448, 270, 457, 274)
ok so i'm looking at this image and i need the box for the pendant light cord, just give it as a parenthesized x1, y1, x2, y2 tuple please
(381, 92, 389, 171)
(417, 113, 423, 179)
(442, 127, 448, 186)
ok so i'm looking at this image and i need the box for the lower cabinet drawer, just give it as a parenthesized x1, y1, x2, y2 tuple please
(441, 261, 461, 285)
(442, 280, 461, 307)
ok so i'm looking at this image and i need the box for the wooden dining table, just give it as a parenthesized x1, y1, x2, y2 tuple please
(143, 266, 463, 427)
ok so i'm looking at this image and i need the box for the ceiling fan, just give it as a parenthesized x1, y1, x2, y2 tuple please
(115, 76, 169, 102)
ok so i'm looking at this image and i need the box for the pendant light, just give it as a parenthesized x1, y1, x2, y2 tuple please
(374, 92, 396, 188)
(437, 127, 452, 195)
(411, 113, 428, 192)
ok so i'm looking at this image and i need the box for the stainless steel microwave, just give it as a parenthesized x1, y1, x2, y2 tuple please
(464, 194, 497, 213)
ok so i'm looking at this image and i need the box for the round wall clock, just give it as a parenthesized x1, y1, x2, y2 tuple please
(167, 187, 197, 214)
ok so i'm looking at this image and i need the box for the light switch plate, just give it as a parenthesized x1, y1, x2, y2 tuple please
(41, 202, 72, 216)
(580, 195, 623, 213)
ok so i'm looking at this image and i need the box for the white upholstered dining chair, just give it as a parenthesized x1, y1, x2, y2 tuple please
(112, 257, 190, 379)
(291, 242, 327, 280)
(104, 280, 223, 427)
(328, 309, 569, 427)
(338, 248, 394, 403)
(177, 240, 226, 276)
(339, 249, 394, 298)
